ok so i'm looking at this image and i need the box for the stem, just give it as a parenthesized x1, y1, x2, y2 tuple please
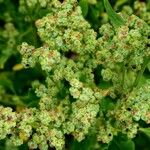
(19, 27, 32, 40)
(103, 0, 125, 27)
(133, 57, 149, 87)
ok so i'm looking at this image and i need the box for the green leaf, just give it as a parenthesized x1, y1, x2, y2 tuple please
(0, 45, 14, 69)
(79, 0, 88, 17)
(103, 0, 125, 27)
(139, 128, 150, 138)
(109, 135, 135, 150)
(117, 139, 135, 150)
(100, 97, 115, 112)
(71, 135, 97, 150)
(0, 72, 15, 93)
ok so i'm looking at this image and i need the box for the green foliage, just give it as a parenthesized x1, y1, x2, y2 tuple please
(79, 0, 88, 17)
(0, 0, 150, 150)
(103, 0, 125, 27)
(109, 135, 135, 150)
(139, 128, 150, 138)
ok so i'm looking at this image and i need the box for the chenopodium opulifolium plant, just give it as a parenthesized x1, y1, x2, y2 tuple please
(0, 0, 150, 149)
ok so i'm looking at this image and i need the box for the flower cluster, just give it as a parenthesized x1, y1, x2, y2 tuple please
(107, 81, 150, 139)
(35, 0, 97, 55)
(96, 14, 150, 96)
(0, 0, 150, 150)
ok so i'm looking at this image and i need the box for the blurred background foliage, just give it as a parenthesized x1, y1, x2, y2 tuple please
(0, 0, 150, 149)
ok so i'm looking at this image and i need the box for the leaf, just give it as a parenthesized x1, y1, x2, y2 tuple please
(0, 46, 14, 69)
(71, 135, 97, 150)
(0, 51, 11, 69)
(139, 128, 150, 138)
(0, 56, 9, 69)
(103, 0, 125, 27)
(79, 0, 88, 17)
(0, 72, 15, 93)
(116, 139, 135, 150)
(109, 135, 135, 150)
(100, 97, 115, 112)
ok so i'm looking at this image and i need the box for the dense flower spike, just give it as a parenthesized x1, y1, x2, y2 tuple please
(35, 1, 97, 55)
